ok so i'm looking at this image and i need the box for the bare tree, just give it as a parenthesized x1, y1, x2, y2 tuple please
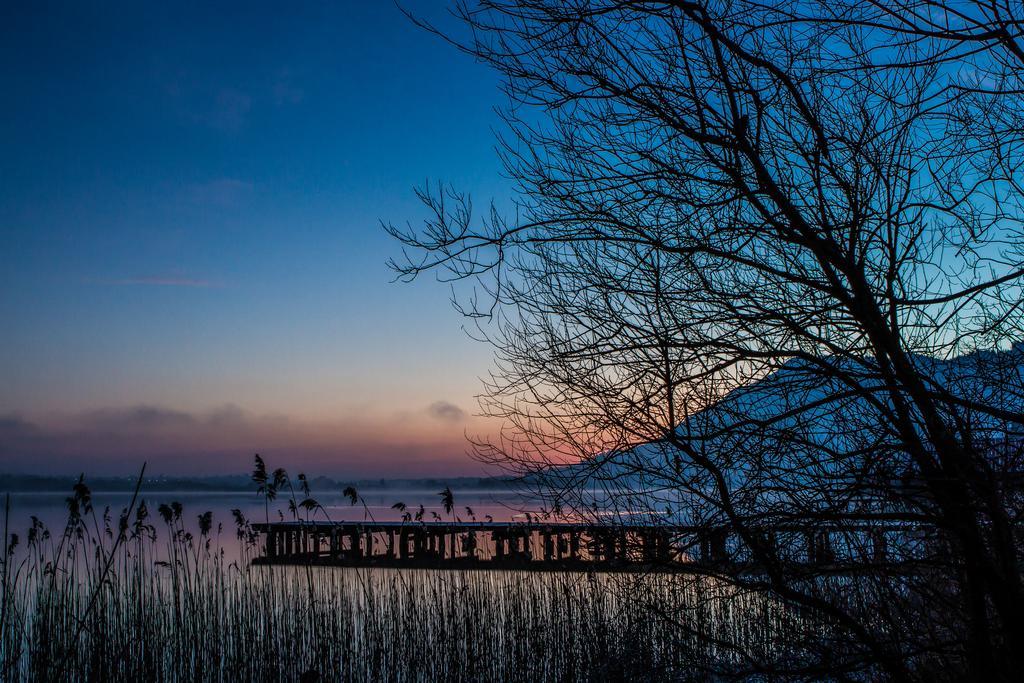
(388, 1, 1024, 679)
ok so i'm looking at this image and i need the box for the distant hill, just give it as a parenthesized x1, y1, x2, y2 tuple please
(556, 344, 1024, 497)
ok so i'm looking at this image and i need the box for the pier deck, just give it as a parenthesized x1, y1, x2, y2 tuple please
(253, 520, 677, 571)
(251, 520, 905, 572)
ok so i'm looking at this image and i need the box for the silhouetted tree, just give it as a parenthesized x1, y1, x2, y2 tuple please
(390, 1, 1024, 679)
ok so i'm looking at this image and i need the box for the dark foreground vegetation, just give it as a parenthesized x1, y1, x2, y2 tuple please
(0, 473, 805, 682)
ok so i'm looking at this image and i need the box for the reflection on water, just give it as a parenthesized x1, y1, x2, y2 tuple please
(2, 559, 794, 681)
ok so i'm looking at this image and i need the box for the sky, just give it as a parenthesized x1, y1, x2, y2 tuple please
(0, 2, 512, 477)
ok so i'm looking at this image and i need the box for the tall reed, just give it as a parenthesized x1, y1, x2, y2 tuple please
(0, 479, 802, 682)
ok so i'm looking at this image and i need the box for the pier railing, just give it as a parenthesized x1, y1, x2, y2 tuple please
(251, 520, 927, 572)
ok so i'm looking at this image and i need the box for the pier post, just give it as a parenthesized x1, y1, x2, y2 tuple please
(656, 529, 670, 562)
(349, 527, 362, 559)
(714, 528, 727, 562)
(803, 529, 835, 565)
(330, 528, 339, 561)
(603, 530, 615, 562)
(701, 528, 727, 563)
(265, 530, 276, 559)
(493, 530, 505, 562)
(399, 528, 410, 560)
(585, 531, 599, 561)
(640, 531, 652, 562)
(414, 528, 425, 558)
(589, 529, 602, 562)
(521, 529, 533, 560)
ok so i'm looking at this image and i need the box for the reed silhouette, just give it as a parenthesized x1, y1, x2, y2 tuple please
(0, 460, 802, 681)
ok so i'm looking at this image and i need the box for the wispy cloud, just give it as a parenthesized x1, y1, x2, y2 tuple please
(90, 272, 223, 288)
(427, 400, 467, 423)
(110, 276, 220, 288)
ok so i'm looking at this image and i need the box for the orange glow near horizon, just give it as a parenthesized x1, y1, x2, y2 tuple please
(0, 404, 511, 478)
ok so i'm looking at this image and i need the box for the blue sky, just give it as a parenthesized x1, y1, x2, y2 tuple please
(0, 2, 511, 476)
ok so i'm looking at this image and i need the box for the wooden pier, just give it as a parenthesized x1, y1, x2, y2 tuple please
(252, 521, 679, 570)
(251, 520, 909, 572)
